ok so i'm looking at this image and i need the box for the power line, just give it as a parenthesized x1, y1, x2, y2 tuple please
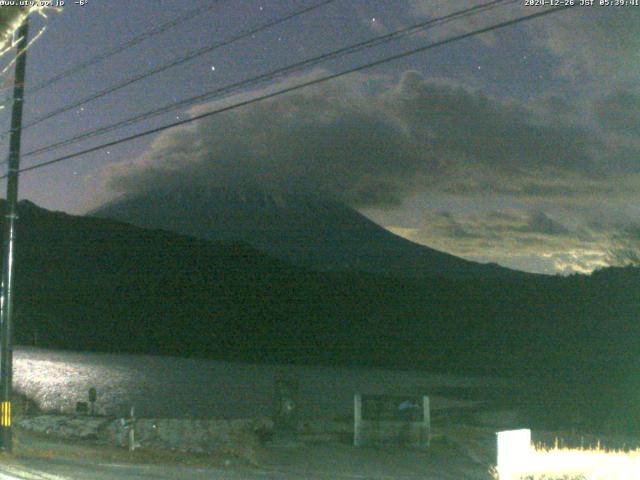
(23, 0, 516, 160)
(9, 0, 338, 135)
(0, 1, 223, 109)
(5, 4, 572, 179)
(17, 0, 548, 166)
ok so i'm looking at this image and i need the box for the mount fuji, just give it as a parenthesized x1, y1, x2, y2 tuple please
(90, 187, 525, 279)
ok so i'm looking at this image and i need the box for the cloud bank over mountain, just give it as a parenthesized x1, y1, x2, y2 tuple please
(102, 68, 640, 274)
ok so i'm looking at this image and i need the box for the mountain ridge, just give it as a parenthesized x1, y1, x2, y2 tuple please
(90, 187, 531, 279)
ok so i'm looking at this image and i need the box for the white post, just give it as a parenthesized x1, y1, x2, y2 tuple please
(496, 429, 531, 479)
(353, 394, 362, 447)
(422, 395, 430, 447)
(129, 406, 136, 452)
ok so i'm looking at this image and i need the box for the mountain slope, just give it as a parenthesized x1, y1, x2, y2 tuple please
(91, 187, 526, 279)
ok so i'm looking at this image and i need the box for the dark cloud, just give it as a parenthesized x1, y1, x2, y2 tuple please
(387, 71, 600, 174)
(534, 8, 640, 80)
(104, 71, 604, 208)
(107, 73, 423, 208)
(437, 209, 569, 239)
(429, 211, 480, 239)
(595, 90, 640, 135)
(540, 96, 576, 117)
(589, 222, 640, 267)
(411, 2, 640, 81)
(393, 208, 632, 274)
(525, 211, 568, 236)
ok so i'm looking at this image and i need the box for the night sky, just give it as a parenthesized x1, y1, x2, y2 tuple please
(0, 0, 638, 275)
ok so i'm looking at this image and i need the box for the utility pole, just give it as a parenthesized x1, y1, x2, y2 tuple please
(0, 17, 29, 453)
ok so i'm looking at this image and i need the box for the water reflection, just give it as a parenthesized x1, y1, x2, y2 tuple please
(13, 346, 498, 419)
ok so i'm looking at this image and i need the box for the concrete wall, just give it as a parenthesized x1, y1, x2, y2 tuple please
(15, 414, 112, 440)
(15, 414, 273, 458)
(104, 417, 272, 454)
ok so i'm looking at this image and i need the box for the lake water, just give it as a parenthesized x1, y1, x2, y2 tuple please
(13, 346, 500, 420)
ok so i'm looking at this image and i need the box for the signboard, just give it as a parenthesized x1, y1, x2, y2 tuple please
(496, 429, 532, 480)
(354, 394, 430, 447)
(361, 395, 425, 422)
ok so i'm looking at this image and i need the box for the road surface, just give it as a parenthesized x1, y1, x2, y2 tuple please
(0, 457, 486, 480)
(4, 425, 493, 479)
(0, 443, 491, 480)
(0, 456, 296, 480)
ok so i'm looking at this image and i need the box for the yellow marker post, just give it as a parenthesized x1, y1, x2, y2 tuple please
(1, 401, 11, 427)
